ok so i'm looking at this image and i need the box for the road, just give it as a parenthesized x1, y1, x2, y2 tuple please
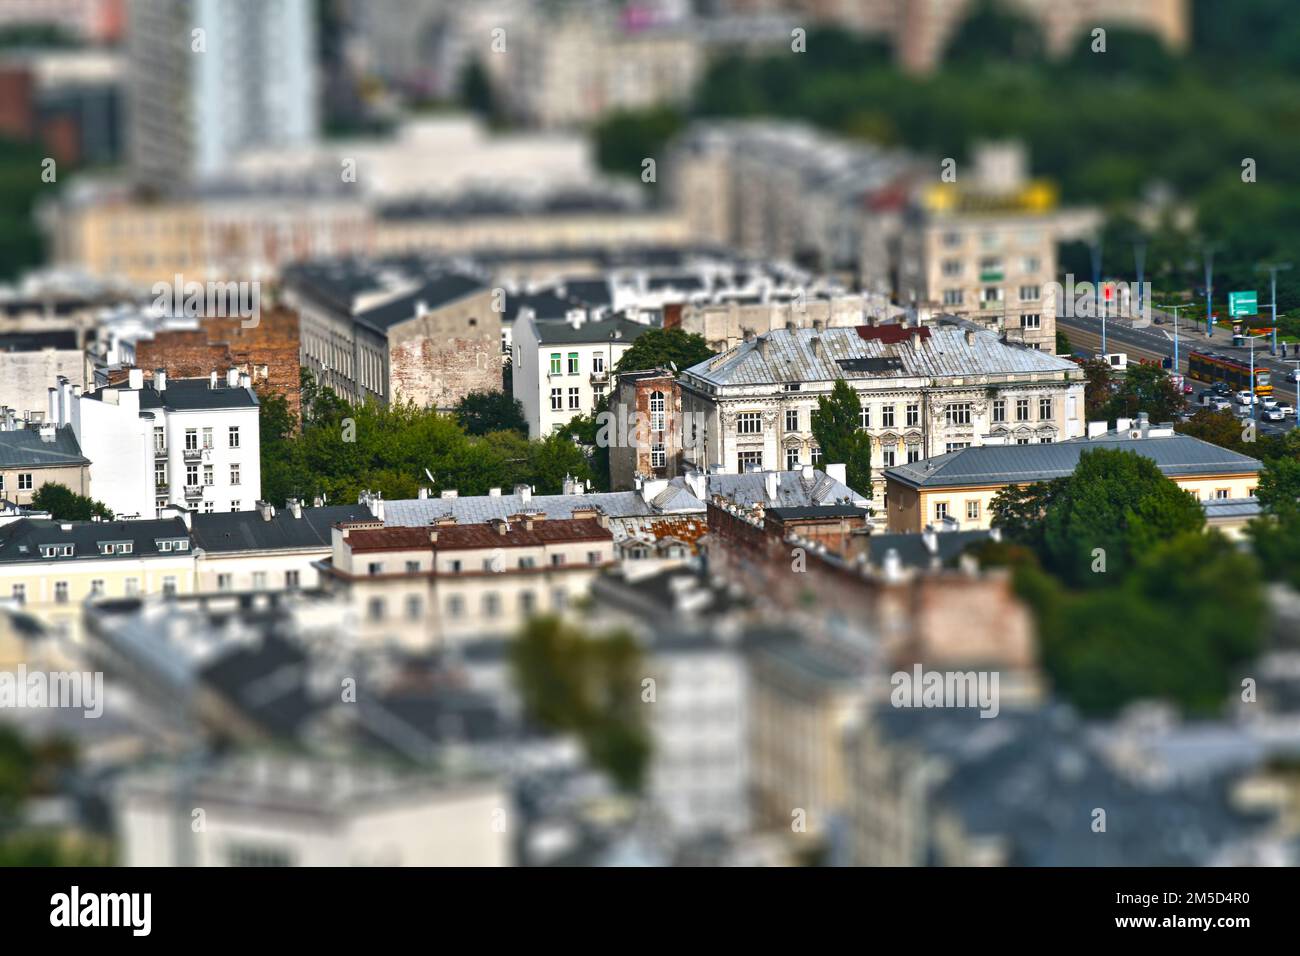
(1058, 312, 1300, 436)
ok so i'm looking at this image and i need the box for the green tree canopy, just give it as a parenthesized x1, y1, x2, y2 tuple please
(613, 327, 715, 375)
(810, 378, 873, 497)
(29, 483, 112, 521)
(454, 390, 527, 437)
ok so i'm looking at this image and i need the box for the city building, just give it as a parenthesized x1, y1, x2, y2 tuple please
(0, 515, 195, 634)
(0, 0, 126, 43)
(0, 329, 88, 421)
(126, 0, 318, 188)
(678, 320, 1085, 507)
(673, 292, 901, 354)
(607, 369, 684, 490)
(318, 515, 617, 649)
(882, 418, 1263, 533)
(282, 258, 499, 409)
(0, 47, 123, 167)
(115, 754, 509, 866)
(190, 500, 373, 594)
(512, 312, 649, 438)
(0, 418, 90, 507)
(50, 368, 261, 519)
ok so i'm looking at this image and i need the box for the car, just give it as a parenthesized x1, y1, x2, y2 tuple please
(1209, 397, 1233, 411)
(1280, 404, 1296, 417)
(1289, 369, 1300, 383)
(1236, 390, 1258, 406)
(1212, 381, 1233, 395)
(1262, 396, 1279, 411)
(1264, 407, 1286, 422)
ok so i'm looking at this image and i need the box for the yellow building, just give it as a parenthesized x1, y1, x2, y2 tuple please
(884, 419, 1261, 533)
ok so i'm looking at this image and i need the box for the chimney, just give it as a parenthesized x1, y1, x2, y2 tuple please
(440, 489, 459, 499)
(801, 464, 814, 483)
(684, 470, 707, 501)
(287, 498, 302, 519)
(825, 462, 847, 486)
(417, 487, 429, 500)
(1087, 420, 1108, 439)
(258, 501, 275, 521)
(1115, 417, 1132, 433)
(489, 487, 502, 497)
(39, 423, 56, 443)
(515, 484, 532, 504)
(47, 386, 57, 424)
(922, 526, 938, 554)
(765, 470, 778, 501)
(812, 318, 825, 333)
(911, 331, 923, 352)
(239, 373, 251, 389)
(964, 329, 976, 346)
(226, 368, 239, 388)
(210, 371, 218, 390)
(882, 547, 903, 582)
(756, 334, 769, 359)
(155, 369, 167, 392)
(128, 368, 144, 390)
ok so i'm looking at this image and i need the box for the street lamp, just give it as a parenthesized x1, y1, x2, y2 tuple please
(1257, 262, 1293, 356)
(1156, 302, 1189, 385)
(1202, 243, 1222, 337)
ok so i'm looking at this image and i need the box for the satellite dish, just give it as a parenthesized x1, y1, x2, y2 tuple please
(424, 468, 435, 484)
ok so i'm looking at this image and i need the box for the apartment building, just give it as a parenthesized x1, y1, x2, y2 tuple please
(883, 418, 1263, 533)
(678, 320, 1085, 507)
(0, 516, 195, 634)
(607, 369, 684, 490)
(319, 515, 616, 649)
(0, 330, 88, 421)
(282, 258, 499, 410)
(127, 0, 317, 188)
(48, 368, 261, 519)
(0, 419, 89, 507)
(674, 293, 900, 354)
(512, 312, 648, 438)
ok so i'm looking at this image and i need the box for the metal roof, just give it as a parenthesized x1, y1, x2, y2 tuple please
(0, 425, 88, 469)
(885, 433, 1262, 489)
(682, 324, 1078, 388)
(190, 504, 371, 554)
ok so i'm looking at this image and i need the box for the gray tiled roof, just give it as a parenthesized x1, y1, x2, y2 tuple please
(0, 517, 191, 565)
(866, 529, 992, 568)
(383, 487, 704, 528)
(885, 434, 1262, 489)
(191, 504, 372, 554)
(0, 425, 88, 469)
(531, 314, 651, 346)
(682, 324, 1077, 388)
(683, 468, 870, 508)
(87, 377, 258, 412)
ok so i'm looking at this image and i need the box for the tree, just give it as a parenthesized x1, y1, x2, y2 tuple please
(458, 58, 499, 123)
(454, 390, 527, 437)
(1255, 453, 1300, 516)
(1105, 362, 1183, 423)
(1055, 330, 1073, 356)
(511, 616, 651, 792)
(592, 106, 684, 185)
(810, 378, 873, 497)
(1043, 448, 1205, 586)
(944, 0, 1045, 67)
(527, 430, 592, 496)
(613, 328, 715, 375)
(29, 483, 112, 521)
(1081, 359, 1115, 421)
(988, 479, 1066, 551)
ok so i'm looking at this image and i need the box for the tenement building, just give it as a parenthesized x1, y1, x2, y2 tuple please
(678, 319, 1084, 507)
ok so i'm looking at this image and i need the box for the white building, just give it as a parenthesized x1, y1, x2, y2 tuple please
(50, 368, 261, 519)
(512, 312, 649, 438)
(115, 754, 510, 866)
(127, 0, 318, 188)
(678, 320, 1085, 507)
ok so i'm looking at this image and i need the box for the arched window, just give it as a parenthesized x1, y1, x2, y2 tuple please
(649, 391, 666, 432)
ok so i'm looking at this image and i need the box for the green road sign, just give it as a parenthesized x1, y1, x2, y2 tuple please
(1229, 290, 1258, 317)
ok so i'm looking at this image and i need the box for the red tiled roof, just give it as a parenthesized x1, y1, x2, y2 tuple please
(346, 526, 435, 553)
(433, 518, 612, 550)
(856, 325, 931, 345)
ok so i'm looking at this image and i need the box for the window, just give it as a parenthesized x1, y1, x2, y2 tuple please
(967, 500, 980, 521)
(1016, 399, 1030, 422)
(447, 595, 464, 618)
(945, 403, 972, 426)
(881, 449, 896, 468)
(907, 448, 922, 464)
(785, 408, 799, 431)
(154, 427, 165, 453)
(1023, 256, 1041, 273)
(941, 259, 962, 277)
(567, 387, 580, 410)
(18, 473, 32, 491)
(946, 442, 970, 453)
(550, 388, 563, 411)
(202, 464, 214, 486)
(881, 405, 895, 428)
(992, 399, 1006, 423)
(368, 562, 384, 576)
(1019, 286, 1040, 302)
(90, 580, 104, 598)
(156, 462, 167, 487)
(905, 404, 920, 427)
(549, 353, 561, 375)
(567, 352, 579, 375)
(54, 581, 69, 604)
(125, 578, 139, 597)
(285, 570, 300, 589)
(251, 572, 266, 590)
(11, 583, 25, 605)
(982, 286, 1002, 304)
(943, 231, 962, 248)
(810, 446, 822, 466)
(217, 574, 232, 591)
(162, 577, 177, 597)
(1038, 436, 1054, 444)
(785, 447, 800, 470)
(368, 598, 385, 621)
(448, 559, 463, 573)
(1039, 397, 1053, 419)
(738, 450, 764, 471)
(651, 392, 667, 432)
(186, 464, 199, 487)
(1022, 313, 1041, 329)
(519, 556, 536, 569)
(942, 289, 964, 306)
(859, 406, 870, 429)
(651, 443, 666, 468)
(592, 383, 605, 400)
(934, 502, 949, 521)
(406, 595, 423, 620)
(592, 354, 605, 374)
(736, 412, 763, 435)
(1215, 488, 1231, 500)
(1016, 437, 1031, 445)
(550, 553, 566, 567)
(204, 501, 215, 513)
(483, 593, 501, 618)
(520, 591, 536, 614)
(185, 428, 198, 451)
(202, 427, 213, 449)
(230, 464, 241, 486)
(228, 426, 240, 449)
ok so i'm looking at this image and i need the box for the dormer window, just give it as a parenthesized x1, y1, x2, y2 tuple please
(41, 544, 74, 558)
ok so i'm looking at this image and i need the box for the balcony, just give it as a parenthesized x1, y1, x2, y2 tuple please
(182, 446, 204, 462)
(590, 368, 609, 385)
(183, 484, 204, 500)
(154, 446, 168, 459)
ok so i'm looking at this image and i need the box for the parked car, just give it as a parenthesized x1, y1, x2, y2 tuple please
(1212, 381, 1233, 395)
(1264, 406, 1286, 422)
(1279, 404, 1296, 417)
(1288, 368, 1300, 383)
(1262, 396, 1279, 410)
(1209, 397, 1233, 411)
(1236, 390, 1258, 406)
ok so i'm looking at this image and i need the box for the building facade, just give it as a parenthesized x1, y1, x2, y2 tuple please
(0, 420, 89, 507)
(607, 369, 684, 491)
(678, 322, 1085, 508)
